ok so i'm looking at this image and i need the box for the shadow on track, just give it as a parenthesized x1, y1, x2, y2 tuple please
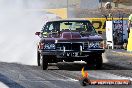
(56, 62, 94, 71)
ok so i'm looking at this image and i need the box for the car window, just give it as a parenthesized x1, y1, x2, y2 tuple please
(60, 22, 86, 31)
(41, 21, 97, 37)
(49, 24, 54, 31)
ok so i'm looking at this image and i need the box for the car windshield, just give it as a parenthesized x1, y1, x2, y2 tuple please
(42, 21, 97, 37)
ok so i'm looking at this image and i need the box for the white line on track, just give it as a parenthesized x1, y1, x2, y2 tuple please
(0, 82, 9, 88)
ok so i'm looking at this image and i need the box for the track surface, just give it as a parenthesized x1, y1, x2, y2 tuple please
(0, 50, 132, 88)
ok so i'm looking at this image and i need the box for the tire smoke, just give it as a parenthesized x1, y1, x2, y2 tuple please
(0, 0, 59, 65)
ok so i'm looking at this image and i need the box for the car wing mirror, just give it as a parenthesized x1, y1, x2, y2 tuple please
(35, 32, 40, 36)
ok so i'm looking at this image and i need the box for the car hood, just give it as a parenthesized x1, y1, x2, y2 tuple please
(40, 32, 103, 43)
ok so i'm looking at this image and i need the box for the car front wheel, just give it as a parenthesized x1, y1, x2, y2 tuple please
(40, 55, 48, 70)
(37, 51, 40, 66)
(94, 55, 103, 69)
(86, 54, 103, 69)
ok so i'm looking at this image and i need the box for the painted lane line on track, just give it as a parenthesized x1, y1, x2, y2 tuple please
(18, 78, 78, 82)
(0, 82, 9, 88)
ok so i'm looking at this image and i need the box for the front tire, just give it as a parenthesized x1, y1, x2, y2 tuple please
(94, 55, 103, 69)
(41, 55, 48, 70)
(86, 54, 103, 69)
(37, 51, 40, 66)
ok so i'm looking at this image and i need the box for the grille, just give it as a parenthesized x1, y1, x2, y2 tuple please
(56, 43, 88, 51)
(56, 43, 83, 51)
(84, 43, 88, 49)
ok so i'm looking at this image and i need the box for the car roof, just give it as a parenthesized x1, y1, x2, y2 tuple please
(47, 18, 90, 23)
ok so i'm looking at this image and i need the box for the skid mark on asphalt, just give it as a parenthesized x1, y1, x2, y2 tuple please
(16, 70, 78, 82)
(16, 70, 80, 88)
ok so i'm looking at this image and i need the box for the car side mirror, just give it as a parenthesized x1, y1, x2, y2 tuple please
(35, 32, 40, 36)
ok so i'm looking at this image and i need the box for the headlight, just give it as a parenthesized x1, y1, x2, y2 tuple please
(89, 41, 104, 49)
(44, 43, 56, 50)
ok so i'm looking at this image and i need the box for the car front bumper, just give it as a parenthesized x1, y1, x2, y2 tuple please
(39, 49, 105, 58)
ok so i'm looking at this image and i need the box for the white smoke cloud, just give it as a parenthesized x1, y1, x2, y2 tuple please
(0, 0, 59, 65)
